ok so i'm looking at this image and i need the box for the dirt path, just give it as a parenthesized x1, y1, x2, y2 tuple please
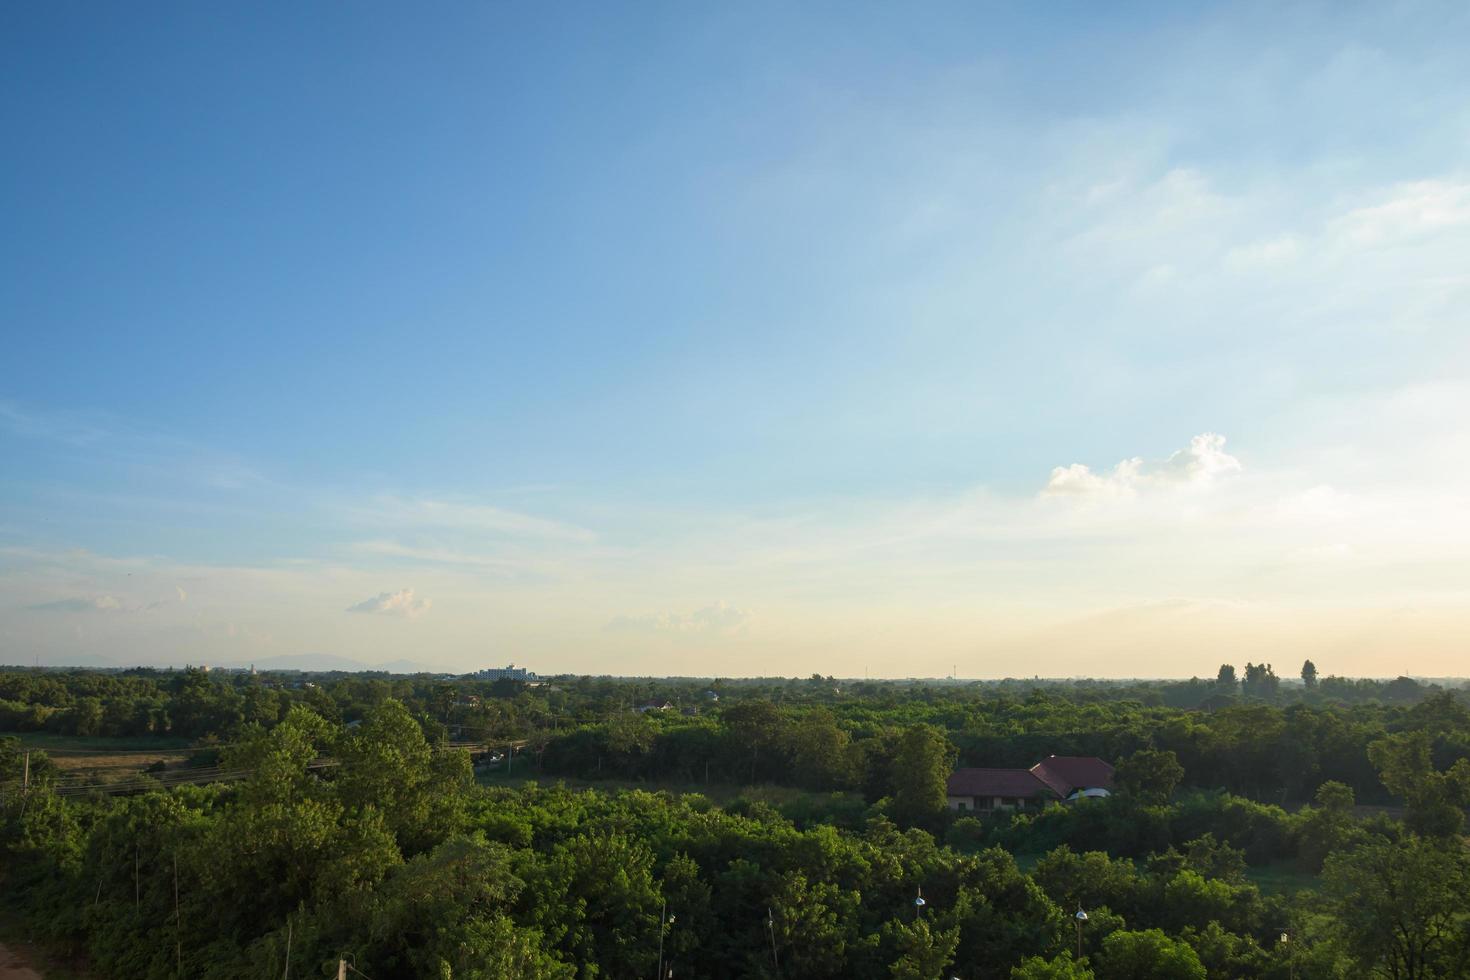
(0, 943, 43, 980)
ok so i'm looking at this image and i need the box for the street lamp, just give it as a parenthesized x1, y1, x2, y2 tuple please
(1074, 906, 1088, 960)
(655, 903, 675, 980)
(914, 886, 927, 919)
(767, 907, 781, 979)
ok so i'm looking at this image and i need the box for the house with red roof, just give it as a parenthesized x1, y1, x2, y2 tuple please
(946, 755, 1114, 812)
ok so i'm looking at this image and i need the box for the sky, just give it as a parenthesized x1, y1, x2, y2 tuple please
(3, 2, 1469, 677)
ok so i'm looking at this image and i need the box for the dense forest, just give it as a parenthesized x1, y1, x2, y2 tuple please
(3, 666, 1470, 978)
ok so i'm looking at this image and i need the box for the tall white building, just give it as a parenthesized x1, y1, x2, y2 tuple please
(476, 663, 535, 681)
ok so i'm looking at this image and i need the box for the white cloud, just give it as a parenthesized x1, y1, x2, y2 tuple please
(28, 595, 125, 613)
(1043, 433, 1240, 498)
(1286, 542, 1354, 563)
(352, 539, 523, 569)
(1328, 180, 1470, 248)
(345, 588, 433, 619)
(608, 600, 750, 636)
(352, 496, 594, 543)
(1224, 234, 1302, 270)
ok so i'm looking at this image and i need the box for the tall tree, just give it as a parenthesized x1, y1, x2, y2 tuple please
(1215, 665, 1236, 689)
(1322, 837, 1470, 979)
(1095, 929, 1206, 980)
(889, 725, 956, 828)
(723, 700, 784, 783)
(1113, 749, 1184, 804)
(1368, 732, 1470, 837)
(1300, 660, 1318, 689)
(1240, 663, 1279, 700)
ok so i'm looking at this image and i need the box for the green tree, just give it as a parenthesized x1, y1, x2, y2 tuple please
(769, 870, 860, 979)
(1321, 836, 1470, 979)
(1094, 929, 1205, 980)
(886, 917, 960, 980)
(890, 725, 956, 828)
(1240, 663, 1279, 700)
(1012, 952, 1096, 979)
(1368, 731, 1470, 837)
(1113, 749, 1184, 804)
(336, 698, 470, 852)
(786, 708, 854, 790)
(1294, 780, 1360, 872)
(724, 700, 785, 783)
(1300, 660, 1318, 689)
(1215, 665, 1236, 689)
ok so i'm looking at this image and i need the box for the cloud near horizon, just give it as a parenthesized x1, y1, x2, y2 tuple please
(1043, 433, 1242, 498)
(607, 600, 750, 636)
(28, 595, 126, 613)
(345, 588, 433, 619)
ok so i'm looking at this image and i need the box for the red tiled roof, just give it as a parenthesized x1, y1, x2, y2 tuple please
(1030, 756, 1115, 796)
(946, 768, 1057, 799)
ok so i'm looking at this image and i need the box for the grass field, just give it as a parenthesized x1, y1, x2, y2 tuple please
(1244, 862, 1319, 896)
(4, 732, 205, 783)
(0, 909, 94, 980)
(475, 768, 860, 808)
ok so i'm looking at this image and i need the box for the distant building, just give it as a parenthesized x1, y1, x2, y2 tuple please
(946, 755, 1114, 813)
(635, 699, 674, 713)
(476, 663, 536, 682)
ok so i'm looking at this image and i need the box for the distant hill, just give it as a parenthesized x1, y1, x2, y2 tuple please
(234, 653, 450, 674)
(0, 651, 121, 669)
(376, 658, 453, 675)
(0, 651, 453, 674)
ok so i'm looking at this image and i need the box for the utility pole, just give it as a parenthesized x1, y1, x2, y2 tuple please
(766, 908, 781, 979)
(282, 918, 292, 980)
(655, 900, 665, 980)
(173, 853, 182, 978)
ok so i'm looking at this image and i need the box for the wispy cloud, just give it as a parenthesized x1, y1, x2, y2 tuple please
(345, 588, 433, 619)
(1043, 433, 1241, 498)
(27, 595, 126, 613)
(0, 401, 111, 447)
(350, 495, 595, 543)
(607, 600, 750, 636)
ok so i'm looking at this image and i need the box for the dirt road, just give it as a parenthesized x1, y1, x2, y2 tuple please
(0, 943, 43, 980)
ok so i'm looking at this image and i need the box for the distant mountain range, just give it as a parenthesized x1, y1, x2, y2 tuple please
(0, 651, 457, 674)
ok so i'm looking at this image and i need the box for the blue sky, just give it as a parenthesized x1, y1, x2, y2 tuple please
(4, 2, 1469, 675)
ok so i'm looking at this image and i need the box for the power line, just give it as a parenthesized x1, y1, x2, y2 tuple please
(16, 742, 245, 755)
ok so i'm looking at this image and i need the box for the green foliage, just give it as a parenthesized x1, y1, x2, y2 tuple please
(885, 916, 959, 980)
(1115, 749, 1184, 804)
(1321, 836, 1470, 979)
(5, 669, 1470, 978)
(890, 725, 956, 828)
(1368, 731, 1470, 837)
(1095, 929, 1206, 980)
(1012, 952, 1096, 979)
(1300, 660, 1318, 689)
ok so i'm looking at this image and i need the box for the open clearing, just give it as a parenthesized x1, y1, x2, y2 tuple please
(8, 732, 206, 785)
(0, 944, 41, 980)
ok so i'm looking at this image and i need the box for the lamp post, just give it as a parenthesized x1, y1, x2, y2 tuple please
(1280, 930, 1292, 980)
(655, 903, 675, 980)
(767, 907, 781, 979)
(914, 886, 927, 920)
(1074, 906, 1088, 960)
